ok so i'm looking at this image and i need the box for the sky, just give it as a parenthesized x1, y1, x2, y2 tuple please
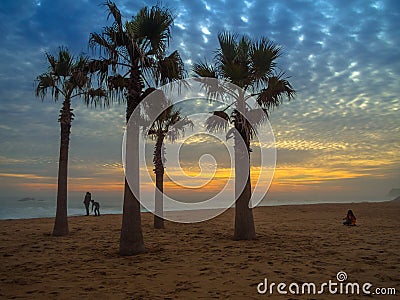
(0, 0, 399, 208)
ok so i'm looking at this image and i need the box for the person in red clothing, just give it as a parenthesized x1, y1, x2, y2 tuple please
(343, 209, 356, 226)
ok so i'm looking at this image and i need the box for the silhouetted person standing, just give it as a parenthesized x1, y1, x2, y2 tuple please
(91, 199, 100, 216)
(83, 192, 91, 216)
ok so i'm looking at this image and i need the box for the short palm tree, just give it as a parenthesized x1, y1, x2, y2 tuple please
(193, 32, 295, 240)
(35, 47, 106, 236)
(146, 94, 193, 229)
(90, 1, 184, 255)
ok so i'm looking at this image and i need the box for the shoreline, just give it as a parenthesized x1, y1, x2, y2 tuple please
(0, 199, 394, 221)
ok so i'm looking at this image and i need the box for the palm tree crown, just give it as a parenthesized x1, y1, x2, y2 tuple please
(89, 1, 184, 107)
(36, 47, 106, 107)
(194, 32, 295, 105)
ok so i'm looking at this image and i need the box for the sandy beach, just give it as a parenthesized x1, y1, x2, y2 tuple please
(0, 201, 399, 299)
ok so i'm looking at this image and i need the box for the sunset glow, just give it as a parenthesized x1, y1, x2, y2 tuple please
(0, 0, 399, 205)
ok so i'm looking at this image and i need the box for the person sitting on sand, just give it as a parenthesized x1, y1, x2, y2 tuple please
(91, 199, 100, 216)
(83, 192, 91, 216)
(343, 209, 356, 226)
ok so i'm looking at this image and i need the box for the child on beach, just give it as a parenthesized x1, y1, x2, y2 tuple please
(343, 209, 356, 226)
(91, 200, 100, 216)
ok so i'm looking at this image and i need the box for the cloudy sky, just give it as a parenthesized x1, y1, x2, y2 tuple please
(0, 0, 399, 206)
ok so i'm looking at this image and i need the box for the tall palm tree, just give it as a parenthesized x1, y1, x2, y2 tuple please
(89, 1, 184, 255)
(146, 94, 193, 229)
(193, 32, 295, 240)
(35, 47, 106, 236)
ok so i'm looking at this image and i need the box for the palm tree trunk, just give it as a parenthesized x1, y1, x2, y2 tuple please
(233, 92, 256, 240)
(119, 68, 145, 255)
(234, 165, 255, 240)
(154, 172, 164, 229)
(120, 176, 145, 254)
(154, 134, 165, 229)
(53, 98, 72, 236)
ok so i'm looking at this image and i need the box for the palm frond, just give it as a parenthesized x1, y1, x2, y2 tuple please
(205, 111, 230, 133)
(192, 61, 217, 78)
(104, 25, 127, 48)
(215, 33, 252, 88)
(70, 55, 90, 89)
(87, 58, 111, 84)
(192, 61, 226, 100)
(45, 53, 57, 74)
(245, 107, 269, 138)
(105, 0, 122, 29)
(145, 101, 192, 144)
(246, 107, 269, 124)
(256, 73, 296, 110)
(89, 32, 111, 52)
(155, 50, 185, 85)
(190, 31, 295, 149)
(84, 88, 108, 107)
(216, 32, 237, 64)
(128, 5, 173, 56)
(237, 35, 251, 63)
(167, 116, 193, 142)
(219, 61, 249, 87)
(73, 54, 89, 70)
(35, 73, 59, 100)
(53, 47, 74, 77)
(250, 37, 281, 83)
(141, 89, 168, 122)
(37, 47, 110, 109)
(108, 74, 129, 91)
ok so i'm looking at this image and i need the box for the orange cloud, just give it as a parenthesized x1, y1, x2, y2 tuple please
(0, 172, 51, 180)
(19, 181, 124, 192)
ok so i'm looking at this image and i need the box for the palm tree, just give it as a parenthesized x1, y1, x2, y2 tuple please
(89, 1, 184, 255)
(193, 32, 295, 240)
(145, 93, 193, 229)
(35, 47, 106, 236)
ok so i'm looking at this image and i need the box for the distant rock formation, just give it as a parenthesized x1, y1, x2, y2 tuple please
(391, 196, 400, 202)
(17, 197, 45, 202)
(386, 188, 400, 198)
(17, 197, 35, 202)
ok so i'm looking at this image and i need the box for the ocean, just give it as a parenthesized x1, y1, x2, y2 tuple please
(0, 195, 389, 220)
(0, 196, 123, 220)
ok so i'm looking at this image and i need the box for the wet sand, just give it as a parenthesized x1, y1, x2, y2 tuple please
(0, 201, 399, 299)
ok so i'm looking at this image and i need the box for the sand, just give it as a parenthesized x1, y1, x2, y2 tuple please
(0, 201, 399, 299)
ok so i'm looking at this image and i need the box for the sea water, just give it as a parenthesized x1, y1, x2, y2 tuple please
(0, 196, 123, 220)
(0, 196, 389, 220)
